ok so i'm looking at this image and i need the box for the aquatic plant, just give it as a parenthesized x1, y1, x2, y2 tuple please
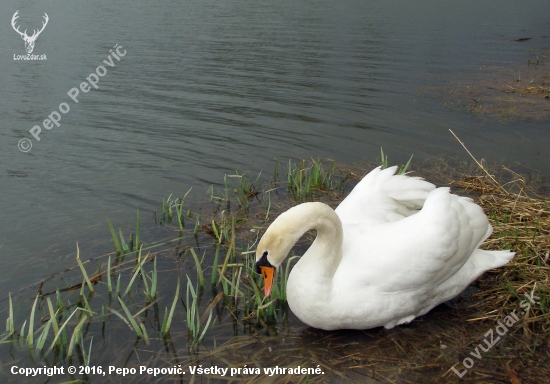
(282, 158, 346, 202)
(380, 147, 413, 175)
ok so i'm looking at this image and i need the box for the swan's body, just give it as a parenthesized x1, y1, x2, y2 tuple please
(255, 166, 514, 330)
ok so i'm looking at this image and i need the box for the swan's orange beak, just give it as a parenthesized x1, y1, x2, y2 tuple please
(259, 266, 275, 297)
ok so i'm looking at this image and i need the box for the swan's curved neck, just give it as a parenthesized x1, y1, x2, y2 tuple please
(274, 202, 343, 278)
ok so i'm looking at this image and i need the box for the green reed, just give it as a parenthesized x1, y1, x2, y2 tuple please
(285, 158, 346, 202)
(380, 147, 413, 175)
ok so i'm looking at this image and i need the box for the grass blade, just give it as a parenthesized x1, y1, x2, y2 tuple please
(211, 246, 220, 286)
(119, 229, 130, 254)
(8, 293, 14, 334)
(35, 320, 52, 353)
(197, 310, 213, 343)
(123, 247, 148, 297)
(67, 314, 88, 356)
(26, 295, 39, 350)
(107, 256, 112, 294)
(189, 248, 205, 289)
(162, 278, 180, 335)
(150, 256, 157, 299)
(108, 221, 121, 254)
(117, 297, 143, 337)
(46, 308, 79, 353)
(116, 274, 121, 297)
(76, 243, 95, 293)
(46, 297, 60, 348)
(398, 154, 414, 175)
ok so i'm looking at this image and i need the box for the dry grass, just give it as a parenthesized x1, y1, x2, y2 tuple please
(501, 85, 550, 96)
(428, 52, 550, 120)
(448, 164, 549, 332)
(413, 157, 550, 383)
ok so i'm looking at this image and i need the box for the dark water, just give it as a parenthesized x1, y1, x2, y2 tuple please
(1, 0, 550, 293)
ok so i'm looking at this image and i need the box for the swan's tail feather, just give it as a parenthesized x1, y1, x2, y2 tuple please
(473, 249, 515, 272)
(424, 249, 515, 315)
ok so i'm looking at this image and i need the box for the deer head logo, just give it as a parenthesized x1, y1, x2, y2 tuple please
(11, 11, 49, 54)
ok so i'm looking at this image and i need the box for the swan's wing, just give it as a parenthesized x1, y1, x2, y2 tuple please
(338, 187, 503, 293)
(335, 166, 435, 226)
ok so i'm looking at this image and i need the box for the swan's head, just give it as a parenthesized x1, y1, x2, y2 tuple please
(255, 249, 276, 297)
(254, 202, 335, 297)
(254, 209, 298, 297)
(255, 231, 286, 298)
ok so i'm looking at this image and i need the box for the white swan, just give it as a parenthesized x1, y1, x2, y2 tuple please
(255, 166, 514, 330)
